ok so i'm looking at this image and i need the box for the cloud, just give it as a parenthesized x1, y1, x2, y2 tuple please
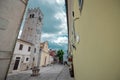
(48, 41, 68, 51)
(41, 32, 68, 50)
(52, 37, 68, 45)
(54, 11, 67, 35)
(27, 0, 68, 51)
(41, 33, 56, 41)
(40, 0, 64, 6)
(41, 33, 68, 44)
(56, 0, 65, 5)
(28, 0, 67, 34)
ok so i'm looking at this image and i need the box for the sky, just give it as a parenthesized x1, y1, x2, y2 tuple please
(19, 0, 68, 53)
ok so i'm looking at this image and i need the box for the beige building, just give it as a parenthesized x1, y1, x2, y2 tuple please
(0, 0, 28, 79)
(40, 41, 51, 67)
(9, 39, 33, 72)
(66, 0, 120, 80)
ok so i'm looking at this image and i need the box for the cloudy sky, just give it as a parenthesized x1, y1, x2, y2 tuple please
(20, 0, 68, 52)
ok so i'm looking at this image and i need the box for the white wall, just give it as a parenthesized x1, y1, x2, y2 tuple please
(0, 0, 27, 79)
(9, 40, 32, 72)
(14, 41, 31, 56)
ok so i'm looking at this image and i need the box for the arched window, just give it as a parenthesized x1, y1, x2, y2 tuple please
(29, 14, 34, 18)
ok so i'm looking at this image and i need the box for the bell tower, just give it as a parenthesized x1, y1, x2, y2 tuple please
(21, 8, 43, 45)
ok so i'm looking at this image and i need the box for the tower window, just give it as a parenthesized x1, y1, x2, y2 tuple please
(30, 14, 34, 18)
(39, 17, 41, 22)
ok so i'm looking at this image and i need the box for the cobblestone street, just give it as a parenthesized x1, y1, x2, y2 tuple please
(7, 64, 74, 80)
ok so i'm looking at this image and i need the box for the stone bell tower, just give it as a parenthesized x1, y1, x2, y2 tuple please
(20, 8, 43, 67)
(21, 8, 43, 45)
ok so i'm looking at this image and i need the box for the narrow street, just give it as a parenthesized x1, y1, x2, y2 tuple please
(7, 64, 74, 80)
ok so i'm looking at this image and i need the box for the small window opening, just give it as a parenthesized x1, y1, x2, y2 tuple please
(28, 47, 31, 51)
(26, 58, 29, 61)
(19, 44, 23, 50)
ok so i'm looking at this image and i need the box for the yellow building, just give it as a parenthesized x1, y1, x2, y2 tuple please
(66, 0, 120, 80)
(40, 41, 50, 67)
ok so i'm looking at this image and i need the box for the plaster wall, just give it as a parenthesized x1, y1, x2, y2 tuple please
(0, 0, 27, 79)
(73, 0, 120, 80)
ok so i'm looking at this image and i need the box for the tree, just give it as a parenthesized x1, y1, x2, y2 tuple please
(57, 49, 64, 64)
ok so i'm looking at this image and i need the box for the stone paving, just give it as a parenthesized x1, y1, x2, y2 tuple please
(56, 65, 74, 80)
(7, 64, 74, 80)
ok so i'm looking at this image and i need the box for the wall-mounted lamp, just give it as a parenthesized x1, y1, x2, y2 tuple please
(76, 34, 80, 43)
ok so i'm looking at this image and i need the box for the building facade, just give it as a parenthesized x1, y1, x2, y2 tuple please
(40, 41, 52, 66)
(20, 8, 43, 67)
(9, 8, 43, 73)
(66, 0, 120, 80)
(9, 39, 33, 72)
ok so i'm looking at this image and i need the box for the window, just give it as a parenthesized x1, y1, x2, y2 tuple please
(19, 44, 23, 50)
(26, 58, 29, 61)
(30, 14, 32, 18)
(39, 16, 41, 22)
(28, 46, 31, 52)
(33, 57, 35, 61)
(29, 14, 34, 18)
(16, 57, 20, 59)
(72, 11, 74, 17)
(34, 48, 36, 53)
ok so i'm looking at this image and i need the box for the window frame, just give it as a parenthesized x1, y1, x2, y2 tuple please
(34, 48, 36, 53)
(28, 46, 31, 52)
(19, 44, 23, 50)
(29, 14, 34, 18)
(26, 57, 29, 61)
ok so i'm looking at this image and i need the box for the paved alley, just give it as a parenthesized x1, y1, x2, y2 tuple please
(7, 64, 74, 80)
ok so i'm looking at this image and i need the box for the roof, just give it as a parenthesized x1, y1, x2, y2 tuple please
(27, 8, 44, 18)
(17, 39, 34, 45)
(40, 41, 48, 49)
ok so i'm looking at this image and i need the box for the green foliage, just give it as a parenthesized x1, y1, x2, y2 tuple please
(57, 49, 64, 63)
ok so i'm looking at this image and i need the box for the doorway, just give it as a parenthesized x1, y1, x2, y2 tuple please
(13, 57, 20, 70)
